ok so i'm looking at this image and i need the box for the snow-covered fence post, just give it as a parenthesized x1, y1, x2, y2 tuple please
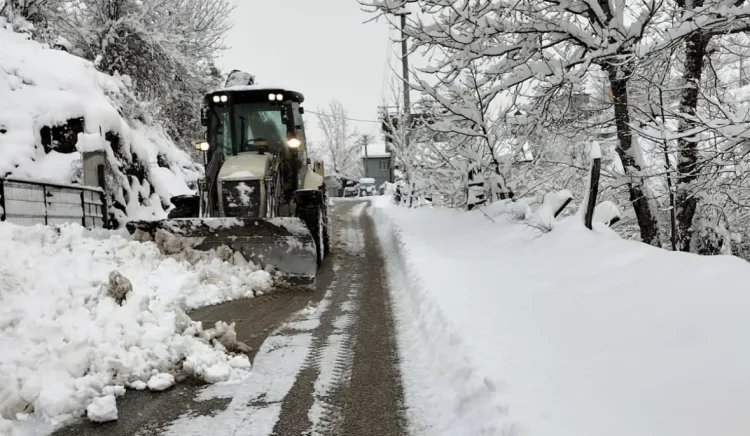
(582, 142, 602, 230)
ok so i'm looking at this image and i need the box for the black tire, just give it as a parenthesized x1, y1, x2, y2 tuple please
(295, 190, 325, 267)
(322, 206, 331, 256)
(320, 188, 331, 256)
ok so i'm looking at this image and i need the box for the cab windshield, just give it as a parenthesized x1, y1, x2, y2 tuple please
(209, 102, 287, 156)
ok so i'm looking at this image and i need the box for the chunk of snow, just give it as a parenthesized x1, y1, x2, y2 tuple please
(228, 355, 251, 369)
(221, 171, 256, 181)
(77, 133, 107, 153)
(235, 182, 255, 206)
(593, 200, 621, 226)
(147, 373, 175, 391)
(204, 363, 232, 384)
(102, 386, 126, 397)
(86, 396, 117, 423)
(589, 140, 602, 159)
(128, 381, 147, 391)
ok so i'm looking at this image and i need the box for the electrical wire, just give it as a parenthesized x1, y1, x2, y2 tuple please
(306, 110, 381, 124)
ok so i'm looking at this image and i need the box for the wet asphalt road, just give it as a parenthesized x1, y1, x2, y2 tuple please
(53, 199, 407, 436)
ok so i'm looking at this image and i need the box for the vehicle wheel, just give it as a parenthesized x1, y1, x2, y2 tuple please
(294, 190, 324, 267)
(322, 204, 331, 256)
(316, 206, 325, 265)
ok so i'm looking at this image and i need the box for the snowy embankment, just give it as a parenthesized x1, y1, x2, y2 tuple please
(0, 20, 201, 221)
(373, 198, 750, 436)
(0, 222, 272, 434)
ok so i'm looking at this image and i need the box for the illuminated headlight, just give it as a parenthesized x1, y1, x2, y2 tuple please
(195, 141, 210, 151)
(276, 93, 283, 101)
(268, 93, 276, 101)
(212, 95, 220, 103)
(287, 138, 302, 149)
(220, 95, 228, 103)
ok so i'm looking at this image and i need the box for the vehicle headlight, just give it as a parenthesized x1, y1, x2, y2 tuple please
(287, 138, 302, 149)
(195, 141, 210, 151)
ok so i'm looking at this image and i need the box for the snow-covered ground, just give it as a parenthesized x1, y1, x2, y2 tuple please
(0, 221, 273, 434)
(373, 197, 750, 436)
(0, 19, 201, 222)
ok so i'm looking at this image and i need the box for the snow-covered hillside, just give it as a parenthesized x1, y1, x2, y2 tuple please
(0, 19, 201, 223)
(0, 221, 273, 434)
(374, 198, 750, 436)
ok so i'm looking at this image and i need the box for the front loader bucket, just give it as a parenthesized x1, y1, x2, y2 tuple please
(126, 217, 318, 288)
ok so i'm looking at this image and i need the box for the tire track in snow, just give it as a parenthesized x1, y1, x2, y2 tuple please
(159, 289, 335, 436)
(272, 201, 365, 436)
(306, 282, 360, 436)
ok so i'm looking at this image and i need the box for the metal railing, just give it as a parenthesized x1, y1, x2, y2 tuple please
(0, 177, 107, 229)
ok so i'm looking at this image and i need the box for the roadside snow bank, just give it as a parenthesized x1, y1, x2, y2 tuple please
(374, 202, 750, 436)
(0, 222, 272, 429)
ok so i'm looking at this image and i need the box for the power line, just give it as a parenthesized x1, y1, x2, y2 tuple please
(306, 110, 381, 124)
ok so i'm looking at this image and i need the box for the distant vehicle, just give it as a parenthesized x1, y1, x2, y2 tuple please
(343, 180, 359, 197)
(343, 186, 359, 197)
(359, 177, 376, 196)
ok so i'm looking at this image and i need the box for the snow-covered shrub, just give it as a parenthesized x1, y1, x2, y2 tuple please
(0, 20, 202, 225)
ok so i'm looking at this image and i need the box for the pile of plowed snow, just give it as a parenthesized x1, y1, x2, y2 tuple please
(0, 222, 273, 433)
(374, 197, 750, 436)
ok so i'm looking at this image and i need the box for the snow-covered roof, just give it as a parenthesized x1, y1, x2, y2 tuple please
(213, 84, 295, 93)
(363, 141, 391, 158)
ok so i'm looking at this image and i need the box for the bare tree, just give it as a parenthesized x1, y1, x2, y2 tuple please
(315, 100, 362, 179)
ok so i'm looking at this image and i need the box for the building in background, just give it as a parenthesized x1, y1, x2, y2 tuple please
(362, 141, 392, 188)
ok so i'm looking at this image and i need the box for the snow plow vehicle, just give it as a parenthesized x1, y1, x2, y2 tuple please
(127, 82, 330, 288)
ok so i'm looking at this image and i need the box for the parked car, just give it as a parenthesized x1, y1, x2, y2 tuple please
(358, 178, 376, 196)
(343, 186, 359, 197)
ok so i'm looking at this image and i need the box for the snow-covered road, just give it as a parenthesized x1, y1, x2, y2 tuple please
(10, 194, 747, 436)
(42, 199, 406, 436)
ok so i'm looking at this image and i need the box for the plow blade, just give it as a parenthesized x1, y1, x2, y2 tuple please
(126, 217, 318, 288)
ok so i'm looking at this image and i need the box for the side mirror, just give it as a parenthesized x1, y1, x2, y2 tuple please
(200, 106, 208, 127)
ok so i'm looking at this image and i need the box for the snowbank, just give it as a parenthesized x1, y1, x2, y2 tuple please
(374, 201, 750, 436)
(0, 221, 273, 431)
(0, 20, 201, 222)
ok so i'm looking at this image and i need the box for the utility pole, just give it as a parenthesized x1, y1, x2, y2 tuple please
(394, 9, 414, 205)
(395, 10, 412, 117)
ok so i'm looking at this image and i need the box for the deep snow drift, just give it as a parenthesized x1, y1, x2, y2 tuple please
(374, 197, 750, 436)
(0, 222, 273, 434)
(0, 19, 201, 222)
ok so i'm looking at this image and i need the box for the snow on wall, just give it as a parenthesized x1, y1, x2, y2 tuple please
(0, 20, 202, 224)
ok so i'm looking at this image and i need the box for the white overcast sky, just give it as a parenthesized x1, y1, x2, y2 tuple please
(218, 0, 408, 146)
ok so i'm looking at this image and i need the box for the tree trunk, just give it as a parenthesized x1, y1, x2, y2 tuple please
(674, 30, 709, 252)
(607, 67, 662, 246)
